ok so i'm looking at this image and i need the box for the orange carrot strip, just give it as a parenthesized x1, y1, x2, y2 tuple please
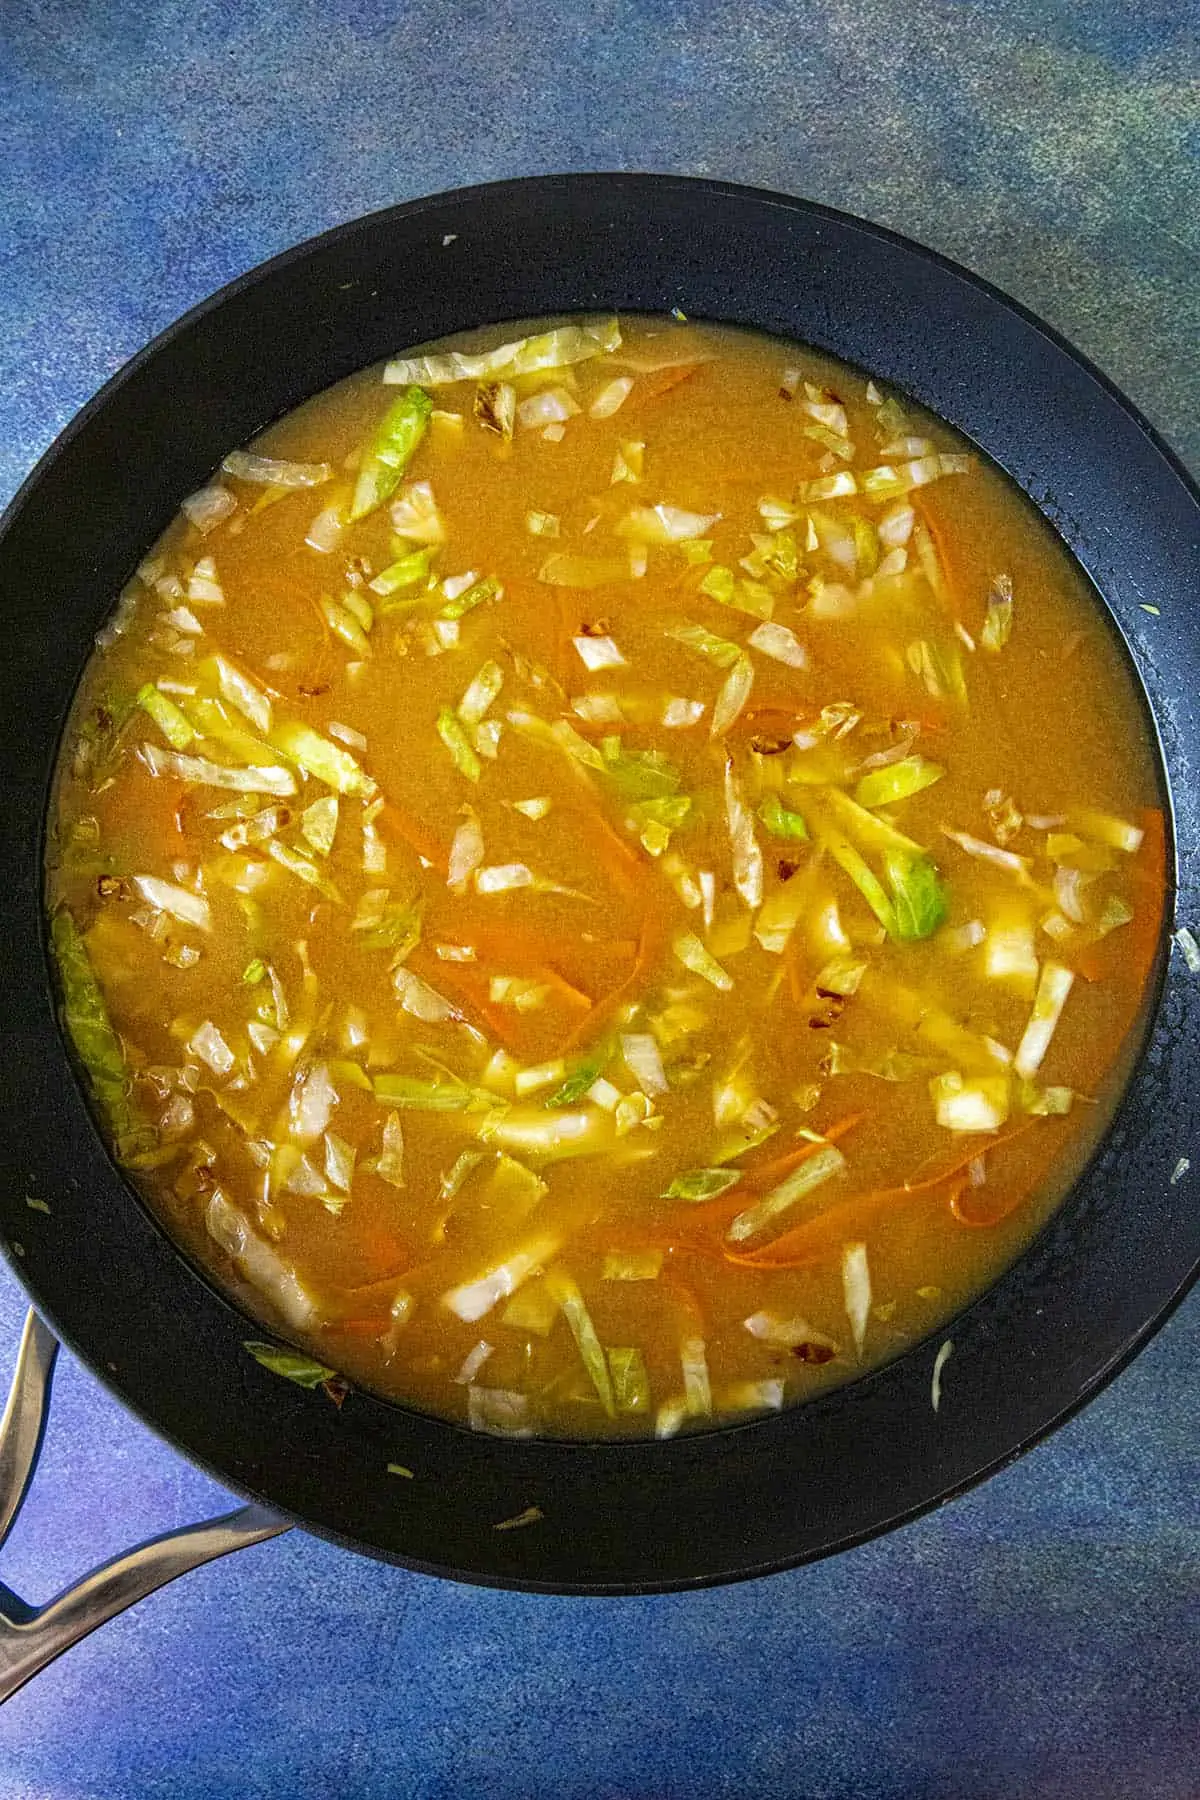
(913, 493, 961, 622)
(561, 910, 664, 1053)
(949, 1177, 1025, 1228)
(721, 1123, 1038, 1268)
(575, 802, 645, 896)
(629, 362, 704, 404)
(409, 954, 514, 1045)
(379, 798, 449, 868)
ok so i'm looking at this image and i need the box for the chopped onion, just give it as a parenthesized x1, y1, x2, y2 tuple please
(929, 1071, 1010, 1132)
(514, 1058, 566, 1097)
(621, 1033, 669, 1097)
(516, 386, 580, 427)
(573, 693, 625, 724)
(1053, 864, 1087, 924)
(573, 634, 627, 671)
(842, 1241, 871, 1357)
(457, 662, 504, 727)
(612, 441, 645, 486)
(655, 1396, 688, 1439)
(299, 795, 338, 857)
(1068, 808, 1144, 855)
(984, 919, 1038, 991)
(304, 501, 345, 553)
(1013, 962, 1074, 1080)
(616, 504, 719, 544)
(877, 501, 915, 547)
(132, 875, 211, 931)
(748, 621, 808, 669)
(160, 605, 203, 636)
(662, 696, 705, 728)
(475, 863, 534, 894)
(931, 1340, 953, 1413)
(590, 376, 634, 418)
(537, 553, 628, 588)
(188, 1021, 235, 1076)
(525, 509, 560, 537)
(181, 484, 236, 534)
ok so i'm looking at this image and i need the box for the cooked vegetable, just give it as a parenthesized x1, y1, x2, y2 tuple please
(758, 794, 809, 841)
(350, 386, 433, 521)
(727, 1144, 847, 1242)
(243, 1342, 338, 1386)
(47, 310, 1163, 1443)
(854, 757, 944, 809)
(664, 1168, 740, 1201)
(384, 318, 621, 386)
(436, 707, 482, 783)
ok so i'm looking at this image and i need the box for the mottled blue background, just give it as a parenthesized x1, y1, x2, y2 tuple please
(1, 2, 1197, 1794)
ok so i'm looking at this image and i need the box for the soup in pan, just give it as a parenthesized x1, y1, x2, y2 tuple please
(46, 315, 1165, 1438)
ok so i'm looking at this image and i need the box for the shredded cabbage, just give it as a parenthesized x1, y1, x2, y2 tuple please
(673, 932, 733, 991)
(726, 1144, 847, 1243)
(385, 319, 621, 386)
(842, 1241, 871, 1356)
(545, 1269, 616, 1415)
(663, 1168, 740, 1201)
(350, 386, 433, 521)
(607, 1347, 651, 1413)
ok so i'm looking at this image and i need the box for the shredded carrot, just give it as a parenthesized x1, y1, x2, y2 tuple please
(563, 909, 664, 1049)
(629, 362, 704, 404)
(913, 494, 961, 622)
(379, 798, 450, 868)
(721, 1123, 1038, 1268)
(950, 1178, 1025, 1228)
(576, 801, 645, 896)
(408, 954, 513, 1045)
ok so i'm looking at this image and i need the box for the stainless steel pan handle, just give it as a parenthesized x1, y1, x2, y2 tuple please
(0, 1309, 290, 1703)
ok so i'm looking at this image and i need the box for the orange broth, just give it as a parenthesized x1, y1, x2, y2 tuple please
(45, 314, 1165, 1438)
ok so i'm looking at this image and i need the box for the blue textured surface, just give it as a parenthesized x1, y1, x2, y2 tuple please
(1, 2, 1197, 1793)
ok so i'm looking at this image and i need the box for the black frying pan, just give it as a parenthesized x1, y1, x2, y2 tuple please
(1, 175, 1197, 1611)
